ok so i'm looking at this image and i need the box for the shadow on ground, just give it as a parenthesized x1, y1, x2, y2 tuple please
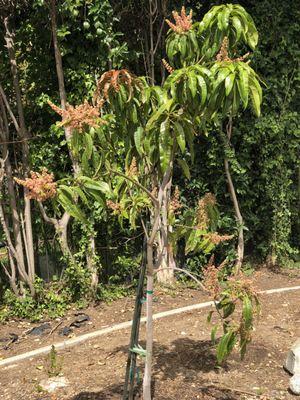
(71, 384, 241, 399)
(71, 337, 270, 399)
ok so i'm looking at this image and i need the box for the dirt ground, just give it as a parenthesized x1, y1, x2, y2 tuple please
(0, 268, 300, 399)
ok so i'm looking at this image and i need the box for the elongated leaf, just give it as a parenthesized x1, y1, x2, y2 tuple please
(218, 6, 230, 30)
(58, 187, 86, 223)
(242, 296, 253, 329)
(249, 85, 261, 117)
(134, 126, 144, 156)
(79, 176, 110, 194)
(211, 325, 218, 344)
(174, 121, 186, 153)
(71, 186, 89, 206)
(216, 330, 236, 364)
(225, 73, 235, 96)
(196, 75, 207, 106)
(232, 15, 242, 43)
(188, 73, 197, 98)
(177, 158, 191, 179)
(146, 99, 172, 131)
(237, 66, 249, 108)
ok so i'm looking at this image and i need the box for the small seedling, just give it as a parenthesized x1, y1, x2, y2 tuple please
(47, 345, 63, 377)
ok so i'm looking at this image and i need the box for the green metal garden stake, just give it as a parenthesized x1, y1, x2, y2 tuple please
(123, 237, 147, 399)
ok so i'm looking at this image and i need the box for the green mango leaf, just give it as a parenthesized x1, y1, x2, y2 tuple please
(237, 66, 249, 108)
(232, 15, 242, 43)
(174, 121, 186, 153)
(57, 187, 86, 223)
(196, 75, 207, 106)
(188, 73, 197, 98)
(177, 159, 191, 180)
(222, 302, 235, 318)
(216, 329, 236, 364)
(242, 296, 253, 329)
(225, 73, 235, 96)
(249, 85, 261, 117)
(134, 126, 144, 156)
(211, 325, 218, 344)
(79, 176, 110, 194)
(146, 99, 173, 131)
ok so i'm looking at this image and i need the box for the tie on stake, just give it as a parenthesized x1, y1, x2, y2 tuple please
(122, 237, 147, 400)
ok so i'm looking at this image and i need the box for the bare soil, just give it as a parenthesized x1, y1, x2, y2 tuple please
(0, 268, 300, 399)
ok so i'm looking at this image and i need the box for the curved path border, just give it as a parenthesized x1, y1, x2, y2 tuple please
(1, 284, 300, 368)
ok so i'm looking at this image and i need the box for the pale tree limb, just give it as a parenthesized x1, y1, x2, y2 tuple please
(222, 118, 244, 273)
(3, 15, 35, 283)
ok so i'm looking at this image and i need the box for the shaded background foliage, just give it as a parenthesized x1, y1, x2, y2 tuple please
(0, 0, 299, 313)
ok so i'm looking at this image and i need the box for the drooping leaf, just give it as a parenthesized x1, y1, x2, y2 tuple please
(177, 158, 191, 179)
(174, 121, 186, 153)
(134, 126, 144, 156)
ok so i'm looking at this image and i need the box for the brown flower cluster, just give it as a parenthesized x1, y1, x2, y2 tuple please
(196, 192, 216, 230)
(126, 157, 138, 178)
(169, 186, 182, 214)
(94, 69, 141, 101)
(216, 37, 250, 62)
(166, 6, 193, 34)
(202, 256, 227, 297)
(106, 200, 122, 214)
(48, 100, 105, 133)
(162, 59, 174, 74)
(15, 168, 57, 202)
(226, 273, 257, 299)
(205, 232, 234, 245)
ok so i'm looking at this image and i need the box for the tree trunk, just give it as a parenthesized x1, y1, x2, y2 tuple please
(3, 16, 35, 284)
(86, 233, 98, 293)
(142, 165, 173, 400)
(49, 0, 99, 289)
(224, 119, 244, 273)
(156, 180, 174, 284)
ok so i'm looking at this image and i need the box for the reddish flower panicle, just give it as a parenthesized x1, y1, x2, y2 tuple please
(216, 36, 250, 62)
(15, 168, 57, 202)
(162, 59, 175, 74)
(196, 192, 216, 230)
(106, 200, 122, 214)
(94, 69, 142, 101)
(126, 157, 138, 178)
(165, 6, 193, 34)
(205, 232, 234, 245)
(48, 100, 105, 133)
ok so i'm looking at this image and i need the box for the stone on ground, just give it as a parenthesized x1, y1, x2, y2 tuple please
(39, 376, 68, 393)
(285, 339, 300, 375)
(290, 374, 300, 395)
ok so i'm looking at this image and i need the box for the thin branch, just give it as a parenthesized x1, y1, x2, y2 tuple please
(0, 84, 20, 132)
(153, 20, 165, 55)
(154, 267, 208, 292)
(141, 219, 149, 240)
(38, 202, 58, 226)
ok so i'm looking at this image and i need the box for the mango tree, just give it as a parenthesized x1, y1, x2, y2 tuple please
(49, 4, 263, 399)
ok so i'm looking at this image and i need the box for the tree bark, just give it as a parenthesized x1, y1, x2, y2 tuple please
(86, 232, 99, 293)
(156, 179, 174, 284)
(3, 16, 35, 283)
(38, 202, 73, 262)
(49, 0, 99, 291)
(224, 118, 244, 273)
(143, 164, 172, 400)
